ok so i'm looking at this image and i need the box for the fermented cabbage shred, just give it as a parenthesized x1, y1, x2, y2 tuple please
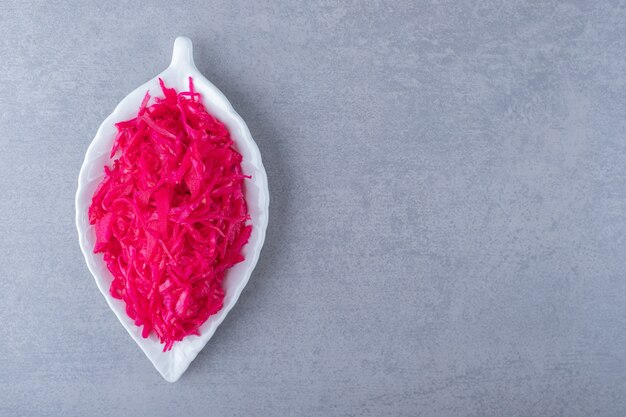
(89, 78, 251, 351)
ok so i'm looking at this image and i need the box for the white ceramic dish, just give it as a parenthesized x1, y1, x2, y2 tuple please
(75, 37, 269, 382)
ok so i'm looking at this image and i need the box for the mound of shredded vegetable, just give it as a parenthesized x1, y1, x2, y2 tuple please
(89, 78, 251, 351)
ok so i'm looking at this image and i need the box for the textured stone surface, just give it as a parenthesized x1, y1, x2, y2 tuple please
(1, 1, 626, 416)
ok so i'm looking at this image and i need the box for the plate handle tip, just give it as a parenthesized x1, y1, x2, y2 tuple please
(170, 36, 195, 70)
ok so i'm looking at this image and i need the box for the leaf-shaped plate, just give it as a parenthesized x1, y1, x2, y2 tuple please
(75, 37, 269, 382)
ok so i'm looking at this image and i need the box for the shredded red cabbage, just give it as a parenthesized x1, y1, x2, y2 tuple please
(89, 78, 251, 351)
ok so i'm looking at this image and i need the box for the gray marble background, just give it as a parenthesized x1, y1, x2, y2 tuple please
(1, 1, 626, 416)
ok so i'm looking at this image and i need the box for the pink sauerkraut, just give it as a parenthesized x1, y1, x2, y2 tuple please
(89, 78, 251, 351)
